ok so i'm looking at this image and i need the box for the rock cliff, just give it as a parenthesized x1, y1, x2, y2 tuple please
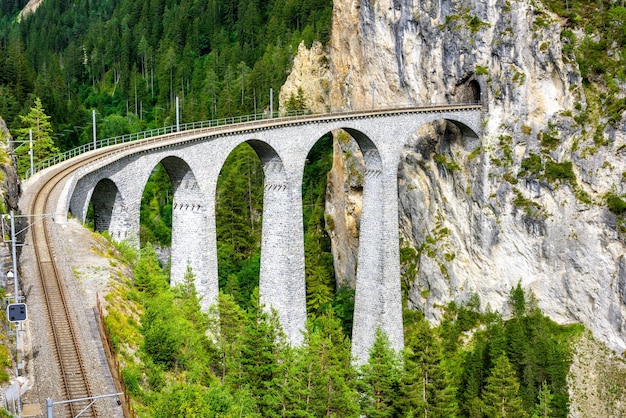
(0, 118, 22, 279)
(280, 0, 626, 355)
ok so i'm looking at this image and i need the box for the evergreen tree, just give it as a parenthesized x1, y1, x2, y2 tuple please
(15, 97, 58, 177)
(142, 292, 182, 368)
(481, 355, 527, 418)
(300, 312, 359, 417)
(459, 331, 488, 417)
(400, 310, 459, 417)
(237, 288, 285, 416)
(359, 328, 401, 418)
(531, 381, 554, 418)
(211, 293, 246, 384)
(133, 243, 168, 295)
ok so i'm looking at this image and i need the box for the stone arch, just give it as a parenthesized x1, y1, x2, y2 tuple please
(246, 140, 288, 187)
(304, 127, 403, 362)
(298, 130, 356, 336)
(405, 114, 481, 152)
(148, 156, 209, 289)
(89, 178, 122, 233)
(216, 139, 307, 345)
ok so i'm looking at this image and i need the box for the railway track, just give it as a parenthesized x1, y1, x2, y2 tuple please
(27, 155, 103, 417)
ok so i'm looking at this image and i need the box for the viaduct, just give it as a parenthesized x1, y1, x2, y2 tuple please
(39, 105, 482, 362)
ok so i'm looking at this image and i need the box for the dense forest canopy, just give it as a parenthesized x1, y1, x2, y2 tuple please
(0, 0, 332, 151)
(106, 246, 581, 417)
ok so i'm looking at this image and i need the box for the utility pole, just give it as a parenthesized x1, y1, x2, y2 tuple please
(92, 110, 97, 150)
(3, 212, 53, 415)
(28, 130, 33, 178)
(176, 96, 180, 132)
(270, 88, 273, 118)
(8, 211, 21, 416)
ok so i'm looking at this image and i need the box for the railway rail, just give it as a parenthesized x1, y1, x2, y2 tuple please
(27, 153, 106, 417)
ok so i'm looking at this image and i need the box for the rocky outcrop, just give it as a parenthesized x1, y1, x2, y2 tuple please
(0, 118, 22, 278)
(280, 0, 626, 354)
(18, 0, 45, 21)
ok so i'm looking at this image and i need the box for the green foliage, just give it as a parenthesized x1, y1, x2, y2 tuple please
(532, 381, 555, 418)
(543, 0, 626, 133)
(133, 243, 169, 295)
(544, 160, 575, 183)
(401, 309, 459, 417)
(332, 285, 355, 337)
(14, 97, 59, 177)
(237, 288, 285, 416)
(481, 355, 527, 417)
(434, 153, 461, 172)
(520, 153, 543, 176)
(476, 65, 489, 75)
(606, 192, 626, 215)
(509, 281, 527, 318)
(300, 312, 360, 417)
(512, 189, 545, 219)
(0, 0, 334, 153)
(303, 134, 335, 317)
(216, 143, 264, 260)
(285, 87, 308, 111)
(400, 246, 418, 305)
(104, 248, 584, 417)
(151, 382, 258, 417)
(140, 163, 173, 247)
(359, 329, 401, 417)
(464, 14, 489, 33)
(538, 129, 560, 149)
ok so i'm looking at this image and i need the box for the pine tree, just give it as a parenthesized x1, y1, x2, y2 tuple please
(359, 328, 401, 418)
(531, 381, 553, 418)
(15, 97, 58, 177)
(400, 312, 459, 417)
(133, 243, 168, 295)
(237, 288, 284, 416)
(459, 333, 488, 417)
(301, 312, 359, 417)
(210, 293, 246, 384)
(481, 355, 527, 418)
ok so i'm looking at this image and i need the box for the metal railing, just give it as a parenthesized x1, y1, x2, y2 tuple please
(25, 102, 482, 178)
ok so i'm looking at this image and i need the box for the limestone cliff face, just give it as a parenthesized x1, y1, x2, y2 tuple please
(280, 0, 626, 355)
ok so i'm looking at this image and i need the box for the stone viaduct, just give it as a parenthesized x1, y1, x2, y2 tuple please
(63, 106, 482, 361)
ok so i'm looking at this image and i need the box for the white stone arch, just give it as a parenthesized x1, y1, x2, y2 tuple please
(296, 125, 404, 362)
(215, 138, 307, 345)
(147, 156, 210, 294)
(88, 178, 124, 233)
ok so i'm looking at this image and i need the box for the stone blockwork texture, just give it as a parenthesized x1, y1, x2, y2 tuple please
(64, 109, 481, 359)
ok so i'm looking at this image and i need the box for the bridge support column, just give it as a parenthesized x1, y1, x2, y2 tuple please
(352, 154, 404, 363)
(170, 203, 215, 308)
(166, 159, 217, 310)
(259, 173, 306, 346)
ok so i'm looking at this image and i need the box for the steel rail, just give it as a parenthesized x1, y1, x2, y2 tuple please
(27, 153, 112, 417)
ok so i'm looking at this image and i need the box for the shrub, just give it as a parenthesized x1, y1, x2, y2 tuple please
(545, 160, 576, 182)
(520, 153, 543, 176)
(606, 193, 626, 215)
